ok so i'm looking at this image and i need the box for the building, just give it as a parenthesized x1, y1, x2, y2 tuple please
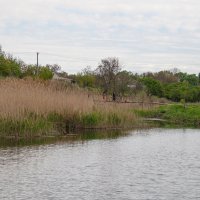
(52, 73, 74, 83)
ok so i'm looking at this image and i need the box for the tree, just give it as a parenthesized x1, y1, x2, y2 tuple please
(39, 67, 53, 80)
(170, 67, 180, 75)
(0, 51, 22, 77)
(46, 64, 61, 73)
(177, 72, 199, 86)
(21, 64, 37, 77)
(21, 65, 53, 80)
(198, 73, 200, 84)
(96, 57, 121, 94)
(142, 77, 163, 97)
(75, 73, 95, 88)
(154, 70, 178, 84)
(115, 70, 137, 96)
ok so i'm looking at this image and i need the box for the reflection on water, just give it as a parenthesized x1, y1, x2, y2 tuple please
(0, 129, 129, 148)
(1, 128, 200, 199)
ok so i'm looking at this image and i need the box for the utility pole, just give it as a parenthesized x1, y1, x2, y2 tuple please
(36, 52, 39, 75)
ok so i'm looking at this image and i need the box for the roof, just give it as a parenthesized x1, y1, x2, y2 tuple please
(52, 73, 72, 83)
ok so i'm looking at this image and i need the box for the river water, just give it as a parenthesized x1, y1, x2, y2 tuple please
(1, 129, 200, 200)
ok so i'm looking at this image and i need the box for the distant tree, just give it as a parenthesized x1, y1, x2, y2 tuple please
(170, 68, 180, 75)
(142, 70, 178, 84)
(0, 51, 22, 77)
(164, 83, 182, 102)
(0, 45, 56, 80)
(177, 72, 199, 86)
(154, 71, 178, 84)
(198, 73, 200, 84)
(163, 81, 200, 102)
(21, 65, 37, 77)
(96, 57, 121, 94)
(142, 77, 163, 97)
(39, 67, 53, 80)
(142, 72, 154, 78)
(186, 74, 199, 86)
(21, 65, 53, 80)
(115, 70, 137, 96)
(74, 66, 95, 88)
(75, 74, 95, 88)
(46, 64, 61, 73)
(82, 66, 93, 75)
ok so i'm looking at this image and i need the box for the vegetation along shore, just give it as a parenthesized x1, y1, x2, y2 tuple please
(0, 78, 141, 138)
(1, 46, 200, 138)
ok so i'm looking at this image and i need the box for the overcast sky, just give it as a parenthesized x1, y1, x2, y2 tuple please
(1, 0, 200, 74)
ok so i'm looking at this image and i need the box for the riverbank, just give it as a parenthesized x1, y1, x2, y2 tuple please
(3, 78, 196, 138)
(0, 78, 143, 137)
(137, 104, 200, 127)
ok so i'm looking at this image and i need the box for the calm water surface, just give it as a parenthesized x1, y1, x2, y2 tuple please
(1, 129, 200, 200)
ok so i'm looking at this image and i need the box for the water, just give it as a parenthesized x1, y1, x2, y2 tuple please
(1, 129, 200, 200)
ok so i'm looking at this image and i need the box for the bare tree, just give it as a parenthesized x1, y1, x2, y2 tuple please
(170, 68, 180, 75)
(96, 57, 121, 94)
(82, 66, 93, 75)
(46, 64, 61, 73)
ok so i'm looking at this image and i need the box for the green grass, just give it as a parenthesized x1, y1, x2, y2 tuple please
(78, 110, 137, 129)
(81, 112, 103, 127)
(4, 103, 200, 137)
(0, 109, 139, 137)
(0, 117, 52, 138)
(136, 104, 200, 126)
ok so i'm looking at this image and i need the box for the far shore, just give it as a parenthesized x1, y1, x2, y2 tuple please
(1, 78, 200, 139)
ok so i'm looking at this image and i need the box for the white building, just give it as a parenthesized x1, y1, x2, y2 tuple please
(52, 73, 73, 83)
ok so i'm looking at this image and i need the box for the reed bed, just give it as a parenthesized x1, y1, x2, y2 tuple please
(0, 78, 94, 119)
(0, 78, 139, 137)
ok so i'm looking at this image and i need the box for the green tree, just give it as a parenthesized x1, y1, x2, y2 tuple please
(142, 77, 163, 97)
(177, 72, 199, 86)
(39, 67, 53, 80)
(0, 49, 22, 77)
(75, 66, 96, 88)
(75, 73, 95, 88)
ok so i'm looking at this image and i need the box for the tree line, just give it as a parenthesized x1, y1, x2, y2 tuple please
(0, 46, 62, 80)
(73, 58, 200, 102)
(1, 46, 200, 102)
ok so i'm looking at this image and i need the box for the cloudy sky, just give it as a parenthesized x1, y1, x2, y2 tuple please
(0, 0, 200, 74)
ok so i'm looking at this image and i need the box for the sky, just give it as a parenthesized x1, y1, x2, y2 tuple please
(0, 0, 200, 74)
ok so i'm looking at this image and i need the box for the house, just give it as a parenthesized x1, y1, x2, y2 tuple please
(52, 73, 75, 84)
(127, 84, 137, 89)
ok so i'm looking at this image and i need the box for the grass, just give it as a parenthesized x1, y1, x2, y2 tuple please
(0, 116, 52, 138)
(2, 77, 188, 138)
(136, 104, 200, 127)
(0, 78, 143, 137)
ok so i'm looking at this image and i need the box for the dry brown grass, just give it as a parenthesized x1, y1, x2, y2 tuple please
(0, 78, 158, 120)
(1, 78, 163, 137)
(0, 78, 94, 120)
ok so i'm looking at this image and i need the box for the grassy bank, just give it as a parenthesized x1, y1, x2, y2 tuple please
(137, 104, 200, 127)
(0, 78, 142, 137)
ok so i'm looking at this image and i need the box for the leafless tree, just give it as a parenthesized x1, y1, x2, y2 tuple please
(96, 57, 121, 94)
(46, 64, 61, 73)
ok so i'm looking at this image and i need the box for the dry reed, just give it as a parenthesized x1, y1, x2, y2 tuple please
(0, 78, 141, 135)
(0, 78, 94, 120)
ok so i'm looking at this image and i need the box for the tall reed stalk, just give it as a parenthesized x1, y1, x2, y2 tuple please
(0, 78, 139, 136)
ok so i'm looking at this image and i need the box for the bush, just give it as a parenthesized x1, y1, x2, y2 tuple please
(82, 112, 102, 126)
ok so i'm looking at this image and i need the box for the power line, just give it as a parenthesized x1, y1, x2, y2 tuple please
(9, 52, 36, 54)
(11, 51, 98, 62)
